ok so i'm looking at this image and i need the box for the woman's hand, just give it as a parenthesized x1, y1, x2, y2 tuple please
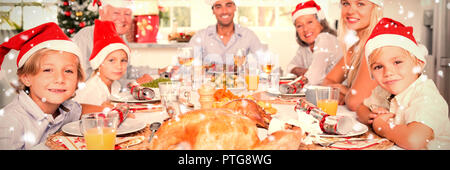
(290, 67, 308, 77)
(136, 74, 153, 85)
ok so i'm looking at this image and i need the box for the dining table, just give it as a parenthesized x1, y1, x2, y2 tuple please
(45, 87, 401, 150)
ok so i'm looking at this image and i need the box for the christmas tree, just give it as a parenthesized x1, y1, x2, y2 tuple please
(57, 0, 99, 37)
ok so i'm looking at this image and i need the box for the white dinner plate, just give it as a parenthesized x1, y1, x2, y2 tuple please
(279, 74, 297, 80)
(315, 121, 369, 138)
(62, 119, 147, 136)
(110, 89, 160, 103)
(259, 121, 368, 140)
(279, 76, 296, 81)
(266, 88, 305, 97)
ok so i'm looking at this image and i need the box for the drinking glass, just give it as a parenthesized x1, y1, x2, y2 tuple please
(233, 49, 246, 90)
(315, 87, 340, 116)
(245, 55, 259, 93)
(159, 81, 182, 118)
(258, 51, 278, 89)
(80, 112, 119, 150)
(245, 70, 259, 92)
(177, 47, 194, 87)
(234, 48, 246, 71)
(202, 54, 221, 86)
(177, 47, 194, 66)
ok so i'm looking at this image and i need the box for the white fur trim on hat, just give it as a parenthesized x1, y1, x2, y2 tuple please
(207, 0, 236, 6)
(90, 43, 130, 70)
(18, 40, 82, 68)
(102, 0, 134, 9)
(292, 7, 325, 23)
(368, 0, 383, 6)
(365, 34, 427, 65)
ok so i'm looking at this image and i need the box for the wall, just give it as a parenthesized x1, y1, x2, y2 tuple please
(0, 0, 436, 108)
(131, 0, 432, 74)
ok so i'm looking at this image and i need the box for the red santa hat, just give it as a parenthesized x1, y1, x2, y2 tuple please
(364, 18, 428, 66)
(92, 0, 133, 8)
(89, 19, 130, 70)
(291, 0, 325, 24)
(89, 0, 134, 11)
(0, 22, 82, 71)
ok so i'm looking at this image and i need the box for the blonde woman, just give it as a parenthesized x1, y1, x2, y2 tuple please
(322, 0, 383, 111)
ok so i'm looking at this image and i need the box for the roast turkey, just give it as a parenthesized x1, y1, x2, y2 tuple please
(148, 108, 303, 150)
(220, 99, 272, 129)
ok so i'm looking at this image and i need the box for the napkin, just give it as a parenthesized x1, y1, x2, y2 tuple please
(252, 92, 299, 105)
(268, 110, 322, 136)
(129, 103, 163, 113)
(51, 136, 145, 150)
(316, 138, 389, 150)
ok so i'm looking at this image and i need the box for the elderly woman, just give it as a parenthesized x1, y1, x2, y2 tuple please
(287, 0, 343, 85)
(322, 0, 384, 111)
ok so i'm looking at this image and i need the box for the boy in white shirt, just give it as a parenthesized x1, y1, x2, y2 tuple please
(357, 18, 450, 149)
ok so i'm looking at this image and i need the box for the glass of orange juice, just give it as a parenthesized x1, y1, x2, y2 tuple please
(80, 112, 119, 150)
(244, 53, 259, 94)
(245, 74, 259, 91)
(316, 87, 340, 116)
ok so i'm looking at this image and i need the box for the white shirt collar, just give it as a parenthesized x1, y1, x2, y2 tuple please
(17, 90, 73, 124)
(392, 74, 428, 107)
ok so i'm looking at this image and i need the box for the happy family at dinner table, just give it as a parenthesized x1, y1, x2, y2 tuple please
(0, 0, 448, 150)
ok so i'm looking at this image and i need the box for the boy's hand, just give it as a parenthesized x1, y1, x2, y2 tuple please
(375, 112, 395, 122)
(368, 106, 390, 124)
(101, 102, 135, 119)
(373, 113, 395, 136)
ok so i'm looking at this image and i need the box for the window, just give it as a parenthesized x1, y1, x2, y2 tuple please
(158, 0, 300, 29)
(0, 0, 58, 31)
(159, 0, 191, 28)
(236, 0, 296, 28)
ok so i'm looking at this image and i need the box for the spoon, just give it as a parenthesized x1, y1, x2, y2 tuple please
(148, 122, 161, 143)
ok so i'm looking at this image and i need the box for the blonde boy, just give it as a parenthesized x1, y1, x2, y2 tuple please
(0, 23, 85, 149)
(73, 19, 130, 112)
(357, 18, 450, 150)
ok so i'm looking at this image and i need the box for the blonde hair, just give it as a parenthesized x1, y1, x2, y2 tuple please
(15, 48, 85, 93)
(337, 2, 383, 87)
(368, 47, 423, 70)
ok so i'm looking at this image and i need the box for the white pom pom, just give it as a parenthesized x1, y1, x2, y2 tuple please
(344, 30, 359, 50)
(87, 2, 99, 12)
(416, 44, 428, 64)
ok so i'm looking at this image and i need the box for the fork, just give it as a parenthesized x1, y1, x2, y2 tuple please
(317, 138, 369, 147)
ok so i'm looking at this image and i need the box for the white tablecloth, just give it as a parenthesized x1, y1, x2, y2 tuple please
(131, 96, 401, 150)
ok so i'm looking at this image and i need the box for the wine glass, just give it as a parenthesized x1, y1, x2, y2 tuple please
(233, 49, 246, 91)
(177, 47, 194, 66)
(202, 53, 222, 86)
(259, 51, 275, 89)
(234, 48, 246, 69)
(177, 47, 194, 86)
